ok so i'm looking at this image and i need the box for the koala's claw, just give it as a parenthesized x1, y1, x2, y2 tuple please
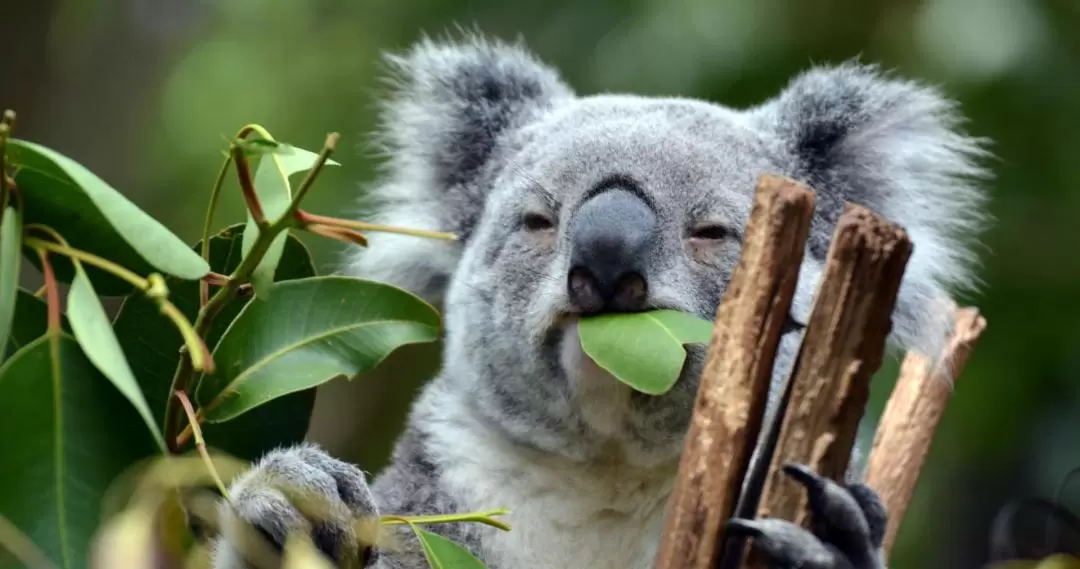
(211, 444, 378, 569)
(726, 463, 887, 569)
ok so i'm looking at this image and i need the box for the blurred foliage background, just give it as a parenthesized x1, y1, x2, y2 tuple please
(3, 0, 1079, 567)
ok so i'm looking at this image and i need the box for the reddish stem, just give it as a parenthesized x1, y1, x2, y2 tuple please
(37, 250, 61, 331)
(231, 145, 266, 225)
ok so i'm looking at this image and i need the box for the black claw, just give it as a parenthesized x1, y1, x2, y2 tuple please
(782, 462, 825, 492)
(725, 518, 765, 538)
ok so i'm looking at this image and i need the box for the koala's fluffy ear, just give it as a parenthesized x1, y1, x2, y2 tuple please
(342, 35, 574, 306)
(753, 62, 992, 362)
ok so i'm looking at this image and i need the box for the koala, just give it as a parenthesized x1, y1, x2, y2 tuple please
(211, 33, 991, 569)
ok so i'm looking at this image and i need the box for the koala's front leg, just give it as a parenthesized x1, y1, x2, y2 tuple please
(726, 464, 888, 569)
(210, 443, 380, 569)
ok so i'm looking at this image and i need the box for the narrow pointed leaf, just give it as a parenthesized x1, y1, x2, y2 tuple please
(0, 205, 21, 364)
(414, 528, 490, 569)
(7, 139, 209, 294)
(578, 309, 714, 395)
(240, 143, 339, 299)
(0, 333, 159, 569)
(112, 223, 318, 460)
(66, 260, 165, 451)
(196, 276, 440, 423)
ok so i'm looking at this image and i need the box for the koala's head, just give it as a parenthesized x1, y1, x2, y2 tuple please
(344, 35, 991, 467)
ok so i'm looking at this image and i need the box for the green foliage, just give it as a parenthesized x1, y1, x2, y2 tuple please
(0, 334, 160, 569)
(240, 138, 340, 298)
(196, 276, 440, 423)
(8, 139, 210, 293)
(0, 118, 473, 569)
(413, 528, 490, 569)
(66, 253, 166, 451)
(4, 291, 57, 359)
(578, 309, 714, 395)
(0, 114, 695, 569)
(111, 223, 320, 461)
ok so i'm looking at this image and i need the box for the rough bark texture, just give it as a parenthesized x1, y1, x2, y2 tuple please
(652, 174, 816, 569)
(745, 204, 912, 568)
(865, 307, 987, 555)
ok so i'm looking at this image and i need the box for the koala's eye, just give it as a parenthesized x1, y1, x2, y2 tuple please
(522, 212, 556, 232)
(688, 223, 730, 241)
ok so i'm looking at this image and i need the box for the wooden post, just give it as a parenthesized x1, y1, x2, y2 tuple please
(652, 175, 815, 569)
(744, 205, 912, 568)
(865, 307, 987, 555)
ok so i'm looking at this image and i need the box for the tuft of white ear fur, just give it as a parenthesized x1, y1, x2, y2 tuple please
(753, 61, 993, 366)
(340, 34, 574, 306)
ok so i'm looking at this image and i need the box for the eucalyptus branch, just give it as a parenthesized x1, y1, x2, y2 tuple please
(282, 132, 339, 221)
(35, 249, 60, 332)
(173, 391, 231, 502)
(295, 210, 458, 242)
(231, 144, 266, 227)
(200, 157, 233, 307)
(165, 132, 336, 450)
(379, 509, 512, 532)
(0, 110, 13, 208)
(24, 235, 149, 290)
(24, 231, 212, 373)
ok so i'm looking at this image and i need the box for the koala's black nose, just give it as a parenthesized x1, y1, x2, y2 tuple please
(567, 189, 658, 313)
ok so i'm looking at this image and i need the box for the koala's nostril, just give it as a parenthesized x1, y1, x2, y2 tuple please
(613, 273, 647, 312)
(568, 266, 604, 314)
(566, 187, 658, 313)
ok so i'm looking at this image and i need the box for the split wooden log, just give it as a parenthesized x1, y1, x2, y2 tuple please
(652, 174, 815, 569)
(744, 204, 913, 569)
(865, 307, 987, 555)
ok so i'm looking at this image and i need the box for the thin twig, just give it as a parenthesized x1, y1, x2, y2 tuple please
(295, 211, 457, 241)
(864, 307, 986, 555)
(199, 157, 234, 307)
(230, 144, 266, 227)
(283, 133, 339, 220)
(173, 391, 231, 502)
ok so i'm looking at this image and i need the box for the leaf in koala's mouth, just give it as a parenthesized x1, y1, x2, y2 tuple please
(577, 309, 714, 395)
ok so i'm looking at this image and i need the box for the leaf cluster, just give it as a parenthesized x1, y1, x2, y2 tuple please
(0, 110, 712, 569)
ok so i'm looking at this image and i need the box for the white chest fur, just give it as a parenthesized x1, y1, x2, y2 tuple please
(431, 411, 677, 569)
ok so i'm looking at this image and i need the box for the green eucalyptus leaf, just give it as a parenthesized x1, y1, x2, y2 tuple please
(195, 276, 440, 423)
(0, 204, 21, 364)
(577, 309, 714, 395)
(112, 223, 317, 460)
(240, 142, 339, 299)
(414, 527, 490, 569)
(66, 260, 165, 451)
(7, 139, 210, 294)
(0, 333, 159, 569)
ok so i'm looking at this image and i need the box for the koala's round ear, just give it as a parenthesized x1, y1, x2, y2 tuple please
(751, 62, 993, 361)
(343, 34, 574, 307)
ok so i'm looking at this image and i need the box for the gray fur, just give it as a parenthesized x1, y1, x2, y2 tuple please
(213, 33, 992, 569)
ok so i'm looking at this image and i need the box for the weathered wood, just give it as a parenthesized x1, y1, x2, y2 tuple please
(744, 204, 912, 568)
(652, 174, 815, 569)
(865, 306, 987, 555)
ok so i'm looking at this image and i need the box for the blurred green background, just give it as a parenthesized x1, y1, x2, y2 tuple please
(3, 0, 1079, 567)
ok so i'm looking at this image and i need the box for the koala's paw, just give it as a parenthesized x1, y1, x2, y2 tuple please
(211, 443, 379, 569)
(726, 463, 887, 569)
